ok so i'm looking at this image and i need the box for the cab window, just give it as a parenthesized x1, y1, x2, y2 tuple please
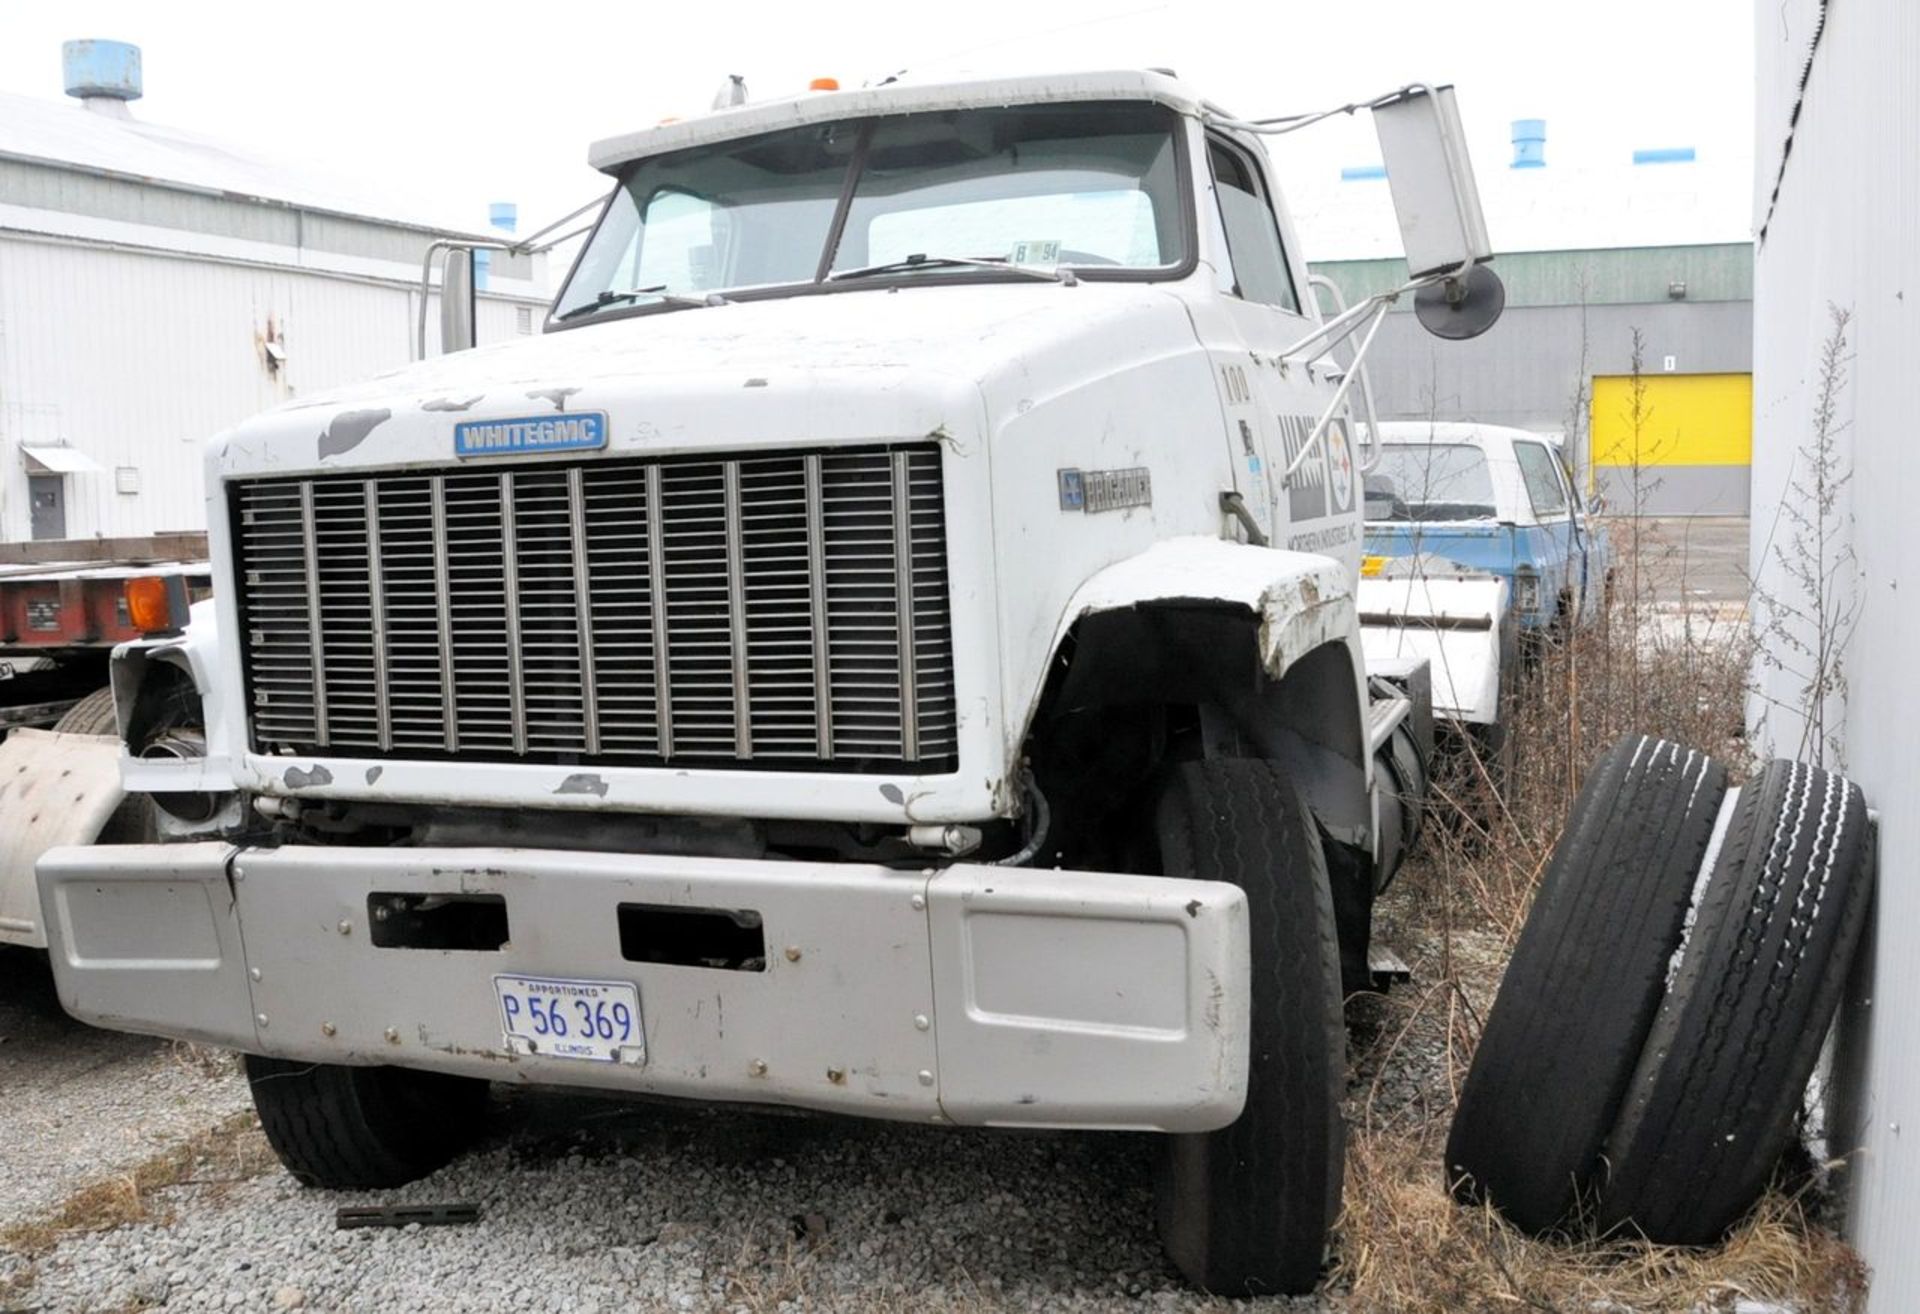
(1514, 441, 1571, 518)
(618, 189, 727, 292)
(1206, 137, 1300, 311)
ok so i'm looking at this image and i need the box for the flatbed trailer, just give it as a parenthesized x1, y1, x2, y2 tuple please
(0, 550, 210, 949)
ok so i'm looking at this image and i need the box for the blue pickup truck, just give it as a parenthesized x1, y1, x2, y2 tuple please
(1362, 421, 1612, 632)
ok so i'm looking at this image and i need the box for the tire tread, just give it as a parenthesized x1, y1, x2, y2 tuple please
(1446, 734, 1728, 1232)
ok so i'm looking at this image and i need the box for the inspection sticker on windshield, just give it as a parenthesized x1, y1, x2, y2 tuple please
(454, 412, 608, 458)
(1010, 239, 1061, 266)
(493, 974, 644, 1064)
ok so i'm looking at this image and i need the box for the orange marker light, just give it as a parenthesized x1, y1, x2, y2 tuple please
(126, 574, 187, 635)
(809, 77, 840, 91)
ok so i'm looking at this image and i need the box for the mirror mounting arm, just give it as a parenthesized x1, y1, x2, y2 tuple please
(415, 238, 518, 361)
(1308, 274, 1386, 475)
(1281, 296, 1392, 489)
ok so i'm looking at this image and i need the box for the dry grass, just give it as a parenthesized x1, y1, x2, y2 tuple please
(0, 1110, 272, 1257)
(1333, 523, 1867, 1313)
(1338, 1128, 1866, 1314)
(1419, 517, 1757, 942)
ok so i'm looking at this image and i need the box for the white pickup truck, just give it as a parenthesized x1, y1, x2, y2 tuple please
(36, 70, 1499, 1294)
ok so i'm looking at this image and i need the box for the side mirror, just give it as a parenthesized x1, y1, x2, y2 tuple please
(439, 248, 478, 355)
(1373, 86, 1506, 341)
(1372, 85, 1491, 277)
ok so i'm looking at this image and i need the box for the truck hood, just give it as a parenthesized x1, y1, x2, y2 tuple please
(211, 282, 1201, 478)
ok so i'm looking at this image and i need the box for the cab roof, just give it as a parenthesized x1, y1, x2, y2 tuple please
(1376, 421, 1566, 449)
(588, 69, 1209, 174)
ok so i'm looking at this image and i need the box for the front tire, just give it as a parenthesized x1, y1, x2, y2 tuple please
(245, 1055, 489, 1189)
(1150, 758, 1345, 1296)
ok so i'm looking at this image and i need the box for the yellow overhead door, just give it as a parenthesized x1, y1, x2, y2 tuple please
(1589, 372, 1753, 477)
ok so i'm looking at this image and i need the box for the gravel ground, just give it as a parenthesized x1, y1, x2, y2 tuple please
(0, 946, 252, 1226)
(9, 1094, 1299, 1313)
(0, 892, 1495, 1313)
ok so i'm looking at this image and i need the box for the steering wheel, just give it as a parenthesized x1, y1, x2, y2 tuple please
(1055, 249, 1121, 267)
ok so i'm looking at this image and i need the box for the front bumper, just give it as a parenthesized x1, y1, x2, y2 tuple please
(37, 843, 1250, 1132)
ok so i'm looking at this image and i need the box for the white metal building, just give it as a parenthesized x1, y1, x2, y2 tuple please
(1294, 120, 1756, 515)
(1750, 3, 1918, 1307)
(0, 42, 549, 546)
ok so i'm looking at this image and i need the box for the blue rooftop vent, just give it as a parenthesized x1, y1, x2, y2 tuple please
(1511, 119, 1546, 168)
(63, 40, 142, 110)
(1340, 164, 1387, 182)
(1633, 147, 1696, 165)
(475, 202, 517, 292)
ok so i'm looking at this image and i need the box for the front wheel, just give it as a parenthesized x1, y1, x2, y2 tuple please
(245, 1055, 489, 1189)
(1150, 758, 1346, 1296)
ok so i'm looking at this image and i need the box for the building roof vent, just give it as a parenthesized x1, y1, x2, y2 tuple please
(1511, 119, 1545, 168)
(63, 39, 142, 118)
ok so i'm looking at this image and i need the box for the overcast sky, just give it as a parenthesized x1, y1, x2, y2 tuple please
(2, 1, 1756, 248)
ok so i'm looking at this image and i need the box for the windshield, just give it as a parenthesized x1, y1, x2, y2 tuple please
(1366, 443, 1500, 522)
(553, 102, 1186, 323)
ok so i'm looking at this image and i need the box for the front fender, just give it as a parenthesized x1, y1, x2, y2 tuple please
(1049, 536, 1358, 679)
(111, 599, 236, 798)
(1015, 536, 1362, 745)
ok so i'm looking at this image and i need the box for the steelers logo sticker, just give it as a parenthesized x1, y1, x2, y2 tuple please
(1327, 420, 1355, 513)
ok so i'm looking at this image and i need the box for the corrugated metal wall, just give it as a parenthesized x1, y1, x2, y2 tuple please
(0, 233, 535, 544)
(1750, 2, 1920, 1307)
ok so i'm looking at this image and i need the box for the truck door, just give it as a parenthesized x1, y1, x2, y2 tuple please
(1203, 132, 1360, 572)
(1513, 438, 1580, 618)
(1555, 443, 1603, 621)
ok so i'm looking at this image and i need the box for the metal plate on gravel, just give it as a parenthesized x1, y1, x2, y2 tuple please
(337, 1203, 482, 1229)
(492, 974, 644, 1064)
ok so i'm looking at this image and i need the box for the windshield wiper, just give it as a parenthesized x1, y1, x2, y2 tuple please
(827, 254, 1077, 285)
(554, 284, 729, 322)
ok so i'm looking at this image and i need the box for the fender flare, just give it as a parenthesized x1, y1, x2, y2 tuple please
(111, 599, 236, 799)
(1032, 535, 1361, 710)
(1015, 535, 1370, 792)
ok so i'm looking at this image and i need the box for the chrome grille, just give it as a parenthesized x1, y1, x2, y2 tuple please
(234, 444, 957, 771)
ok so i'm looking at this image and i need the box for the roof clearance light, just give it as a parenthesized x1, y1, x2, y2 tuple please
(809, 77, 840, 91)
(126, 574, 189, 636)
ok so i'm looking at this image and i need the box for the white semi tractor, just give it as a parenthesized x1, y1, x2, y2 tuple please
(34, 70, 1502, 1294)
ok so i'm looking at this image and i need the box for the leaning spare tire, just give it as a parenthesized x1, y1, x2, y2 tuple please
(1596, 759, 1872, 1243)
(1446, 734, 1728, 1233)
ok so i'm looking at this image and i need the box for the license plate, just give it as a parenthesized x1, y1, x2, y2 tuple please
(491, 974, 644, 1064)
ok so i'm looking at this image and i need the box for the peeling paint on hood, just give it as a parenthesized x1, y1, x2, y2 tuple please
(317, 409, 392, 460)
